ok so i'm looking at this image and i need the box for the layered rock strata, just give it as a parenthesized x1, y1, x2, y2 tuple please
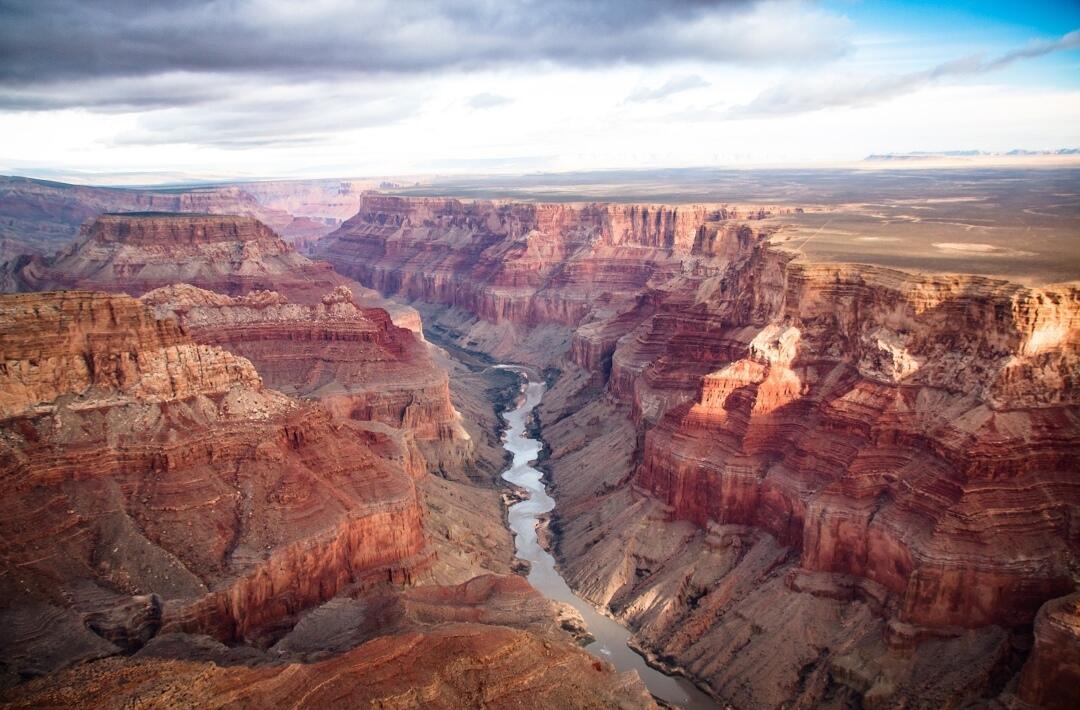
(317, 195, 758, 362)
(2, 212, 420, 331)
(0, 175, 375, 259)
(321, 194, 1080, 707)
(2, 576, 653, 709)
(0, 291, 430, 682)
(139, 283, 468, 472)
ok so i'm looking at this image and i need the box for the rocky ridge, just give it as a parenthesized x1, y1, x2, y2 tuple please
(0, 175, 381, 260)
(0, 291, 428, 679)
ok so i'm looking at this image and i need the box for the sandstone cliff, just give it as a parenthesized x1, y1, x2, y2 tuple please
(0, 175, 367, 259)
(140, 283, 469, 474)
(317, 195, 758, 361)
(0, 291, 430, 683)
(320, 193, 1080, 707)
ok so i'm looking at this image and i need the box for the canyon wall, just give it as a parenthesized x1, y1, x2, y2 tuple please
(140, 283, 469, 473)
(0, 291, 429, 675)
(7, 213, 357, 305)
(0, 213, 480, 469)
(0, 288, 652, 706)
(318, 195, 758, 361)
(320, 194, 1080, 707)
(0, 175, 377, 260)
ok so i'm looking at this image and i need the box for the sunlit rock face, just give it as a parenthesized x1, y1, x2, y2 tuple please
(632, 255, 1080, 630)
(0, 291, 431, 683)
(322, 193, 1080, 706)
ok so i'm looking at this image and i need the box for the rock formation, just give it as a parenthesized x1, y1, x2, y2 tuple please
(319, 193, 1080, 707)
(0, 175, 378, 260)
(3, 577, 653, 709)
(0, 212, 465, 474)
(1019, 593, 1080, 709)
(7, 213, 335, 299)
(317, 195, 757, 360)
(140, 283, 469, 473)
(0, 290, 650, 706)
(0, 291, 429, 680)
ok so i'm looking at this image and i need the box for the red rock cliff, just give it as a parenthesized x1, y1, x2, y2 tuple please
(631, 254, 1080, 630)
(140, 283, 469, 473)
(319, 193, 1080, 705)
(318, 194, 755, 328)
(0, 291, 430, 677)
(5, 213, 421, 331)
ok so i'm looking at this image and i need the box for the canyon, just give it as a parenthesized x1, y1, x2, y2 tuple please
(0, 213, 654, 707)
(317, 193, 1080, 708)
(0, 185, 1076, 708)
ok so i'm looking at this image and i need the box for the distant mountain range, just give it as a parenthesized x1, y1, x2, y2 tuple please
(865, 148, 1080, 160)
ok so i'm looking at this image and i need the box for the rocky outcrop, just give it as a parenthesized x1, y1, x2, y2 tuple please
(4, 619, 653, 709)
(317, 195, 758, 361)
(322, 193, 1080, 707)
(141, 283, 469, 473)
(1019, 593, 1080, 709)
(7, 213, 338, 301)
(0, 291, 431, 681)
(631, 257, 1080, 631)
(2, 211, 420, 331)
(0, 175, 373, 259)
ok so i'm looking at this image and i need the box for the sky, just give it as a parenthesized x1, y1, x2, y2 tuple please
(0, 0, 1078, 183)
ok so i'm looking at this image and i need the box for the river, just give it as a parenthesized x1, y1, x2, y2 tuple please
(496, 367, 718, 709)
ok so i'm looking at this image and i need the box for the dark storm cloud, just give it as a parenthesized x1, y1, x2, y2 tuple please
(0, 1, 843, 108)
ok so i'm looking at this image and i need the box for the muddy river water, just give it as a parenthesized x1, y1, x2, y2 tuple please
(497, 368, 717, 709)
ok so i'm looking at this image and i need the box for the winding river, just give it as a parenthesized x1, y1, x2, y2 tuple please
(497, 367, 717, 709)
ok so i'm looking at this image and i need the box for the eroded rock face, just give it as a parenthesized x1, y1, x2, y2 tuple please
(1019, 593, 1080, 709)
(0, 175, 363, 260)
(630, 256, 1080, 631)
(317, 195, 758, 363)
(321, 194, 1080, 706)
(140, 284, 469, 473)
(7, 213, 341, 303)
(4, 620, 653, 709)
(2, 212, 422, 333)
(0, 291, 430, 682)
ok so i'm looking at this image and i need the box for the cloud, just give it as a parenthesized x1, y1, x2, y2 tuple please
(729, 28, 1080, 117)
(113, 86, 424, 147)
(0, 1, 850, 154)
(626, 75, 711, 103)
(0, 73, 230, 112)
(0, 1, 847, 107)
(467, 93, 513, 109)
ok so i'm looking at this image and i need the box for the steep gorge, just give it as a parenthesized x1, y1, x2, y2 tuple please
(320, 194, 1080, 708)
(0, 214, 655, 707)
